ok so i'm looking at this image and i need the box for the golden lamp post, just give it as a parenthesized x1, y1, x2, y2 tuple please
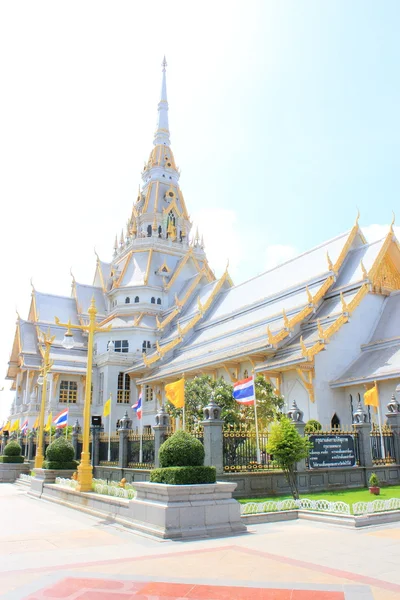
(55, 297, 110, 492)
(34, 331, 55, 469)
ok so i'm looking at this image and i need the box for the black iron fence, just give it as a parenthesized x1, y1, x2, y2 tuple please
(370, 425, 396, 465)
(127, 431, 155, 468)
(98, 433, 118, 465)
(223, 425, 276, 472)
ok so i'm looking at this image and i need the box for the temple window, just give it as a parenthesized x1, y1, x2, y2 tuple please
(243, 369, 249, 379)
(59, 380, 78, 404)
(117, 373, 130, 404)
(158, 225, 162, 238)
(134, 296, 139, 303)
(147, 225, 152, 237)
(151, 297, 156, 304)
(157, 298, 161, 305)
(125, 297, 130, 304)
(145, 385, 153, 402)
(142, 340, 151, 353)
(114, 340, 129, 353)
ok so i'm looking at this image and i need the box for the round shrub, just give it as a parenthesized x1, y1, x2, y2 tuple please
(4, 441, 22, 456)
(159, 430, 204, 467)
(45, 437, 75, 464)
(304, 419, 322, 434)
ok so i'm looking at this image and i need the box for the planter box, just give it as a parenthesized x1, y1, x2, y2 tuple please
(29, 468, 77, 498)
(0, 462, 30, 483)
(130, 481, 247, 539)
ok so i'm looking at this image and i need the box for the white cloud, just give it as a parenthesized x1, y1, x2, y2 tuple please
(362, 223, 400, 243)
(264, 244, 298, 271)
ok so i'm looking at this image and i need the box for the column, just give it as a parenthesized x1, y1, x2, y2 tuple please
(201, 395, 224, 475)
(386, 393, 400, 464)
(153, 405, 170, 468)
(353, 399, 373, 468)
(71, 419, 81, 460)
(118, 411, 132, 468)
(27, 431, 35, 461)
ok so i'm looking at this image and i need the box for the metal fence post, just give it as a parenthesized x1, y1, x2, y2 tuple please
(201, 395, 224, 475)
(386, 393, 400, 464)
(153, 405, 170, 468)
(118, 411, 132, 469)
(91, 425, 102, 467)
(353, 399, 373, 468)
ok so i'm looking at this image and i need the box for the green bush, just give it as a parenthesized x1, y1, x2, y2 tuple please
(42, 460, 78, 470)
(369, 472, 380, 487)
(0, 456, 24, 463)
(304, 419, 322, 434)
(159, 430, 204, 467)
(4, 441, 22, 456)
(150, 466, 216, 485)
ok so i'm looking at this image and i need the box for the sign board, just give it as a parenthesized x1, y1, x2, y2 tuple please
(308, 434, 356, 469)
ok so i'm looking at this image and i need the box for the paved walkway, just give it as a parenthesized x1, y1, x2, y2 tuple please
(1, 484, 400, 599)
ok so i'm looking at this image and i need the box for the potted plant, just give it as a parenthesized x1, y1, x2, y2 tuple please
(369, 472, 380, 495)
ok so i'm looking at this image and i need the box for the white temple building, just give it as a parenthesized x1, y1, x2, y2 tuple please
(6, 60, 400, 432)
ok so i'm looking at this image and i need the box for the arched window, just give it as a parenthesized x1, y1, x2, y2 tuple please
(142, 340, 152, 353)
(158, 225, 162, 238)
(331, 413, 340, 429)
(243, 369, 249, 379)
(157, 298, 161, 305)
(151, 297, 155, 304)
(134, 296, 139, 303)
(125, 297, 130, 304)
(147, 224, 152, 237)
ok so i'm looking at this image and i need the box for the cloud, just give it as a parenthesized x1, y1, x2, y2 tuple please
(362, 223, 400, 243)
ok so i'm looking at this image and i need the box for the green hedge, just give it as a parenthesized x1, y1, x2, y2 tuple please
(0, 456, 24, 463)
(42, 460, 78, 470)
(150, 466, 216, 485)
(159, 430, 205, 467)
(4, 441, 22, 456)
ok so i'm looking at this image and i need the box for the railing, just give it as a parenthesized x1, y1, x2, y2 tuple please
(223, 425, 276, 472)
(370, 425, 396, 465)
(306, 427, 360, 468)
(188, 425, 204, 445)
(98, 433, 119, 465)
(127, 431, 155, 468)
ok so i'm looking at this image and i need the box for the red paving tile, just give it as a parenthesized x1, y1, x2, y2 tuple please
(42, 577, 126, 597)
(187, 585, 292, 600)
(139, 582, 195, 596)
(292, 592, 344, 600)
(75, 594, 139, 600)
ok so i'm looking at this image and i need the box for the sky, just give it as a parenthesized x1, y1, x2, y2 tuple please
(1, 0, 400, 421)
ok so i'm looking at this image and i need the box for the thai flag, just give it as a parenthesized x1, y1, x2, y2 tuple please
(20, 420, 28, 434)
(132, 394, 142, 420)
(233, 376, 255, 405)
(53, 408, 68, 429)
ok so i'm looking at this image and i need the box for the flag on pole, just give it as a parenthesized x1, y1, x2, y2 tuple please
(103, 397, 111, 417)
(33, 417, 39, 429)
(53, 409, 68, 429)
(165, 379, 185, 408)
(4, 420, 11, 432)
(364, 383, 379, 412)
(233, 376, 256, 405)
(44, 413, 53, 432)
(10, 419, 20, 432)
(132, 393, 142, 419)
(20, 419, 28, 434)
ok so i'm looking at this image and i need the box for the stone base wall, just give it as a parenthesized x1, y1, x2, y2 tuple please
(0, 462, 30, 483)
(93, 466, 151, 483)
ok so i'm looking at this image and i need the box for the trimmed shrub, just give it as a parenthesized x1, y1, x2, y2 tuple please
(304, 419, 322, 434)
(150, 466, 216, 485)
(369, 472, 380, 487)
(43, 437, 77, 470)
(4, 441, 22, 456)
(159, 430, 204, 467)
(0, 455, 24, 464)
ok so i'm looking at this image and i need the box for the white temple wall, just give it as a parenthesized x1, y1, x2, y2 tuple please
(282, 371, 317, 422)
(314, 293, 385, 427)
(343, 379, 400, 425)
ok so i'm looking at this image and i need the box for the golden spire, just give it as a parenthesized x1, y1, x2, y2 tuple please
(300, 336, 308, 357)
(390, 211, 396, 234)
(317, 319, 325, 340)
(340, 292, 349, 313)
(326, 252, 334, 272)
(267, 326, 274, 346)
(283, 309, 290, 330)
(306, 286, 313, 305)
(360, 260, 368, 280)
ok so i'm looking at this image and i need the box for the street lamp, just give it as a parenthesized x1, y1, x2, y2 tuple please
(55, 298, 111, 492)
(34, 330, 55, 469)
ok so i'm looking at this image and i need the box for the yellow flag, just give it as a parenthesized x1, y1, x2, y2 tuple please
(165, 378, 185, 409)
(4, 421, 11, 431)
(364, 384, 379, 409)
(103, 397, 111, 417)
(44, 413, 52, 432)
(10, 419, 20, 432)
(33, 417, 39, 429)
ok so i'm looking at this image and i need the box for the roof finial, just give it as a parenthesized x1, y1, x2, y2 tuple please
(30, 278, 35, 293)
(390, 211, 396, 233)
(69, 268, 76, 285)
(162, 55, 167, 71)
(154, 57, 170, 146)
(355, 207, 360, 226)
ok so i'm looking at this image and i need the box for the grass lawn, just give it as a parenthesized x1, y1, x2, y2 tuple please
(238, 485, 400, 506)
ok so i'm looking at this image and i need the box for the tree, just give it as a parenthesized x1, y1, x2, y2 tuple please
(244, 375, 284, 429)
(266, 416, 311, 499)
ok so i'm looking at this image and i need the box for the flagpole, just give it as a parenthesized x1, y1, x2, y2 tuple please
(182, 374, 185, 431)
(107, 393, 112, 462)
(252, 373, 261, 463)
(65, 393, 69, 439)
(139, 387, 143, 463)
(375, 381, 385, 460)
